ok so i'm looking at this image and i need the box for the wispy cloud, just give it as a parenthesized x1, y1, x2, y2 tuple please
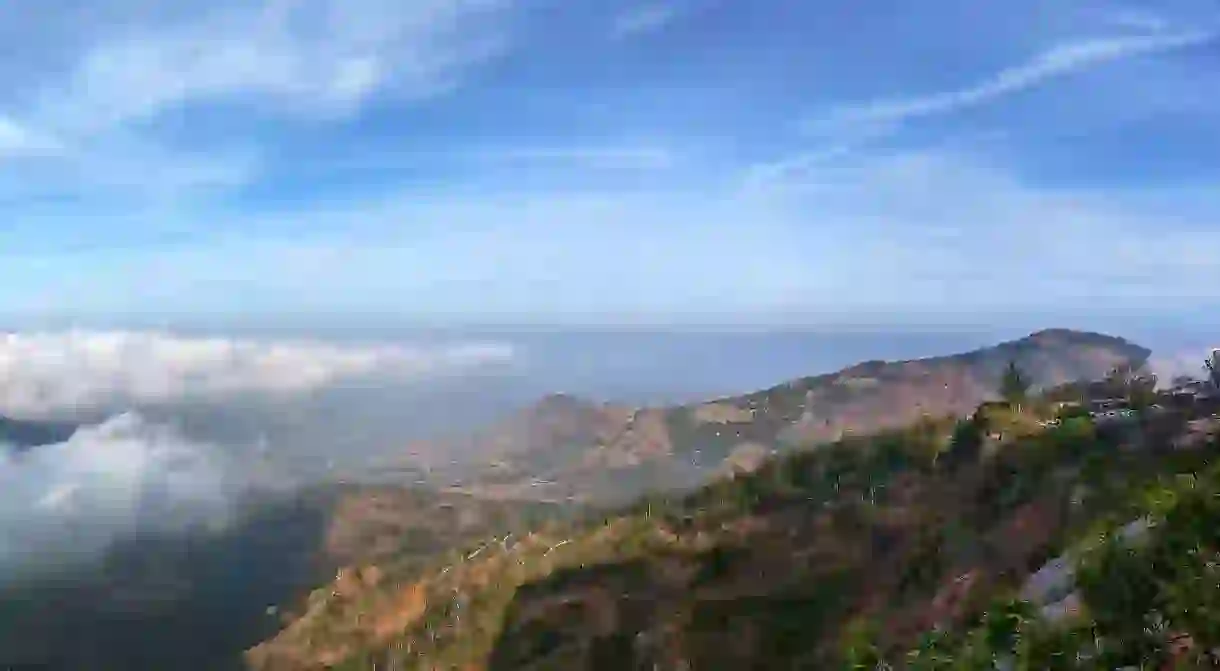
(8, 147, 1220, 326)
(0, 136, 260, 204)
(477, 145, 677, 170)
(0, 117, 62, 159)
(32, 0, 512, 134)
(804, 29, 1217, 139)
(611, 3, 679, 39)
(738, 143, 865, 195)
(1099, 7, 1173, 33)
(0, 0, 514, 201)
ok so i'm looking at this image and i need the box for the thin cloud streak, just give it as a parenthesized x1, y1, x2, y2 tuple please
(1101, 8, 1173, 33)
(480, 145, 677, 169)
(0, 117, 62, 159)
(611, 3, 679, 38)
(804, 29, 1217, 137)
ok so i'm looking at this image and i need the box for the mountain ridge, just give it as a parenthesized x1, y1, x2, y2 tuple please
(420, 328, 1149, 503)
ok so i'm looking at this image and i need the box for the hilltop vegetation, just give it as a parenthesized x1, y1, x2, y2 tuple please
(249, 346, 1220, 670)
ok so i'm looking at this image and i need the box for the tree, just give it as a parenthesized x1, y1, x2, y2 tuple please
(1017, 621, 1092, 671)
(841, 618, 890, 670)
(1076, 537, 1169, 668)
(905, 629, 956, 671)
(999, 360, 1031, 409)
(1147, 475, 1220, 654)
(944, 413, 985, 470)
(904, 415, 945, 472)
(979, 599, 1029, 649)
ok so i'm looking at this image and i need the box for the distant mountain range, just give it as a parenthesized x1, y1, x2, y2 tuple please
(417, 328, 1149, 503)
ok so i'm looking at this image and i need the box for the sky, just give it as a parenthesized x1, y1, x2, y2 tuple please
(0, 0, 1218, 329)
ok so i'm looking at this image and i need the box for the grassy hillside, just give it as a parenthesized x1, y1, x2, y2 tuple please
(249, 368, 1220, 670)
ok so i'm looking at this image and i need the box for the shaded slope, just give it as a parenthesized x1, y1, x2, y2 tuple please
(0, 484, 569, 671)
(0, 493, 331, 671)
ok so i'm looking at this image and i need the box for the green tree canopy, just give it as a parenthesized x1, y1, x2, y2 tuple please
(840, 618, 889, 670)
(999, 360, 1031, 408)
(943, 414, 985, 470)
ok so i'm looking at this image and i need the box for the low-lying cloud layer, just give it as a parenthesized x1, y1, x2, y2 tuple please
(0, 330, 521, 583)
(0, 330, 516, 418)
(0, 413, 238, 579)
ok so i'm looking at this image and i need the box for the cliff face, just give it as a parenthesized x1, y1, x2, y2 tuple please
(423, 329, 1150, 503)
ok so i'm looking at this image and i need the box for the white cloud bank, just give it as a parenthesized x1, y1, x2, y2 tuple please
(0, 330, 518, 578)
(0, 331, 515, 418)
(0, 413, 235, 577)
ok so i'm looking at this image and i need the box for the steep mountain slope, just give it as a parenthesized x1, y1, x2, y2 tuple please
(0, 483, 570, 671)
(0, 492, 332, 671)
(248, 376, 1220, 670)
(247, 331, 1204, 671)
(424, 329, 1149, 503)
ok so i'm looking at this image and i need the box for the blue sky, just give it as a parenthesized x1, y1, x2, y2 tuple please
(0, 0, 1218, 329)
